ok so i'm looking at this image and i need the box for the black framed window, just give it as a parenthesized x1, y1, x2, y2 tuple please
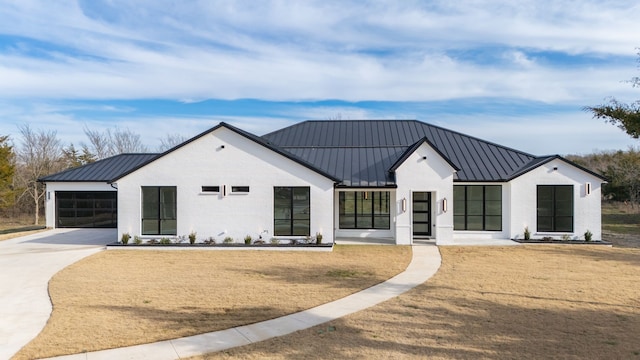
(201, 186, 220, 193)
(537, 185, 573, 232)
(274, 187, 310, 236)
(142, 186, 177, 235)
(454, 185, 502, 231)
(339, 191, 390, 229)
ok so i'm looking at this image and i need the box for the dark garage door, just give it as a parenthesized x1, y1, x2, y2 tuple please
(56, 191, 117, 228)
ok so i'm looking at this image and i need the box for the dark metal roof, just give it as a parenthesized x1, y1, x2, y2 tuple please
(506, 155, 608, 181)
(263, 120, 538, 185)
(39, 153, 159, 182)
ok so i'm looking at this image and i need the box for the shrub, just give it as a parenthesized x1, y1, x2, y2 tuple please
(175, 235, 186, 244)
(290, 238, 299, 245)
(561, 234, 571, 241)
(270, 237, 280, 245)
(524, 227, 531, 240)
(159, 237, 172, 245)
(147, 239, 159, 245)
(584, 230, 593, 241)
(223, 236, 234, 244)
(244, 235, 252, 245)
(316, 232, 323, 245)
(121, 233, 131, 245)
(204, 237, 216, 245)
(133, 235, 142, 245)
(189, 231, 197, 244)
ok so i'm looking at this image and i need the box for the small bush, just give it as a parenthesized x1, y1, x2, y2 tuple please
(253, 239, 265, 245)
(147, 239, 159, 245)
(133, 235, 142, 245)
(121, 233, 131, 245)
(316, 232, 323, 245)
(561, 234, 571, 241)
(244, 235, 252, 245)
(159, 237, 172, 245)
(203, 237, 216, 245)
(189, 231, 197, 244)
(290, 238, 299, 245)
(523, 227, 531, 240)
(175, 235, 186, 244)
(584, 230, 593, 241)
(270, 237, 280, 245)
(223, 236, 234, 244)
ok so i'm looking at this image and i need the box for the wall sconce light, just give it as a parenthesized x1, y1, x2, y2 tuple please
(442, 198, 448, 213)
(585, 182, 591, 195)
(402, 198, 407, 212)
(222, 185, 226, 197)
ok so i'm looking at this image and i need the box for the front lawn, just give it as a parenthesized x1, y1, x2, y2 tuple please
(14, 245, 411, 359)
(196, 246, 640, 359)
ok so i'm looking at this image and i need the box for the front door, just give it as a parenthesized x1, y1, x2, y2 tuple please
(412, 192, 432, 237)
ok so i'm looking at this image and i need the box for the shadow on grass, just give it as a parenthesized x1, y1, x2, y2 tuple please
(213, 287, 640, 359)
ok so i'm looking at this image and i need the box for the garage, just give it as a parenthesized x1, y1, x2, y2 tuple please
(56, 191, 117, 228)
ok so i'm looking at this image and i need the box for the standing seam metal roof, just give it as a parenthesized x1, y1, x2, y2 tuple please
(262, 120, 539, 186)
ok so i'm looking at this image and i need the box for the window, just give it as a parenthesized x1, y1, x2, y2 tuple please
(537, 185, 573, 232)
(201, 186, 220, 193)
(274, 187, 310, 236)
(231, 186, 250, 193)
(454, 185, 502, 231)
(339, 191, 390, 229)
(142, 186, 177, 235)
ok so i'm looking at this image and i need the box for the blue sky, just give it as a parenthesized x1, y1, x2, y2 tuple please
(1, 1, 639, 155)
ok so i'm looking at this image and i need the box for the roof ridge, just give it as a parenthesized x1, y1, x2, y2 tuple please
(420, 121, 536, 159)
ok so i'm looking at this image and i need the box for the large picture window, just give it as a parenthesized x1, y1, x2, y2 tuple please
(339, 191, 390, 229)
(454, 185, 502, 231)
(142, 186, 177, 235)
(537, 185, 573, 232)
(274, 187, 310, 236)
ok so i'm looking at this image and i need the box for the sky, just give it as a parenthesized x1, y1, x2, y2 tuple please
(1, 0, 639, 155)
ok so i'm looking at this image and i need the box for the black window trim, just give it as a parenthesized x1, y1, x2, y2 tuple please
(141, 186, 177, 236)
(453, 185, 502, 231)
(339, 191, 391, 230)
(273, 186, 310, 237)
(201, 186, 220, 193)
(536, 185, 574, 233)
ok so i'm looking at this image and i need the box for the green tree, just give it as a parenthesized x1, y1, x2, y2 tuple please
(585, 49, 640, 138)
(0, 135, 16, 210)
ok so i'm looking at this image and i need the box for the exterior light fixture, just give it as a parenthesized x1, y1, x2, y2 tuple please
(222, 185, 226, 197)
(585, 182, 591, 195)
(442, 198, 448, 213)
(402, 198, 407, 212)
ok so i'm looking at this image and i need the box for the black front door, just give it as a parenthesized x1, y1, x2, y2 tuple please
(412, 192, 431, 236)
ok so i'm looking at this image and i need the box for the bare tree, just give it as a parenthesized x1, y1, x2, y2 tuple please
(82, 126, 148, 160)
(15, 124, 63, 225)
(158, 133, 188, 152)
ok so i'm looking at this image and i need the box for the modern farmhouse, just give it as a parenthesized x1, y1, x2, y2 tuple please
(40, 120, 606, 245)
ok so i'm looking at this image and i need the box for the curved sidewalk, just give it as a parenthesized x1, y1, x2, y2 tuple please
(47, 244, 442, 360)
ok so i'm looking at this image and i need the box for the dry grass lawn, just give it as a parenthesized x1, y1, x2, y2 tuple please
(15, 245, 411, 360)
(195, 246, 640, 360)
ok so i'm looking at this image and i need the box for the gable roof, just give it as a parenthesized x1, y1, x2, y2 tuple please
(263, 120, 538, 185)
(39, 153, 159, 182)
(506, 155, 608, 181)
(388, 137, 461, 173)
(108, 122, 340, 183)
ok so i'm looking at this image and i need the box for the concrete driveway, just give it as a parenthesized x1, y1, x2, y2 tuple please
(0, 228, 115, 360)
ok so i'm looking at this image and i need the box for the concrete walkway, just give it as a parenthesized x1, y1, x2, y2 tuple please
(45, 244, 442, 360)
(0, 229, 113, 360)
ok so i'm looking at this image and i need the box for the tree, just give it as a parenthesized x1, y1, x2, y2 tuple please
(62, 144, 96, 169)
(158, 133, 188, 152)
(586, 49, 640, 138)
(0, 135, 16, 210)
(15, 124, 63, 225)
(82, 126, 148, 160)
